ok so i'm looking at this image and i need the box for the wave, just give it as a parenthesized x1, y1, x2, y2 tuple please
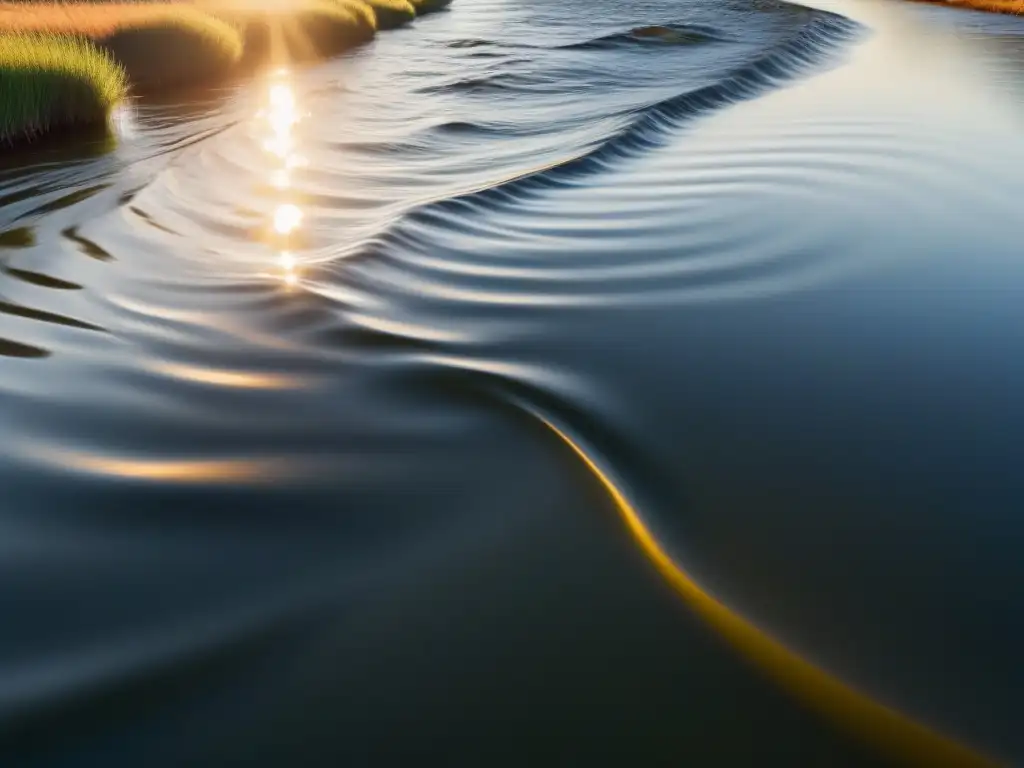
(356, 10, 862, 263)
(561, 24, 731, 49)
(446, 23, 730, 53)
(415, 70, 552, 95)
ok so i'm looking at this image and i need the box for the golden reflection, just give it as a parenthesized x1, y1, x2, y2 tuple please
(29, 447, 290, 484)
(149, 361, 309, 390)
(279, 251, 299, 286)
(269, 82, 295, 113)
(537, 414, 999, 767)
(261, 78, 299, 159)
(268, 109, 296, 140)
(258, 73, 305, 289)
(271, 169, 290, 190)
(263, 131, 293, 159)
(273, 203, 303, 235)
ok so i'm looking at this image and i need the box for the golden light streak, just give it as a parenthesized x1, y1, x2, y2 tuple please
(29, 448, 290, 484)
(149, 361, 308, 390)
(537, 415, 1000, 768)
(269, 82, 295, 113)
(262, 79, 298, 158)
(256, 73, 305, 285)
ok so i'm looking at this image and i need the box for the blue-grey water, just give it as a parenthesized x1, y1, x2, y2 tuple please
(1, 0, 1023, 764)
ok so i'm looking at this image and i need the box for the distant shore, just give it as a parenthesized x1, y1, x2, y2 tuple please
(919, 0, 1024, 12)
(0, 0, 450, 146)
(909, 0, 1024, 14)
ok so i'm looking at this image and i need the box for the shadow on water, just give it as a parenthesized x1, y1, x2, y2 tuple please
(0, 337, 49, 359)
(0, 128, 117, 176)
(0, 228, 35, 249)
(18, 184, 113, 219)
(60, 226, 115, 262)
(3, 268, 82, 292)
(0, 300, 105, 333)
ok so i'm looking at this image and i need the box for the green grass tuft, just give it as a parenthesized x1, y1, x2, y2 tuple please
(0, 33, 126, 143)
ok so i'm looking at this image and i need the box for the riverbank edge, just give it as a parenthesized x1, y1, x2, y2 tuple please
(910, 0, 1024, 15)
(0, 0, 451, 147)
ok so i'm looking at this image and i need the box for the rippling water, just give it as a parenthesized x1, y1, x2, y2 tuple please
(2, 0, 1024, 764)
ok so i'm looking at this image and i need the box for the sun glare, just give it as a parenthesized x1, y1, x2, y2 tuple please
(262, 78, 299, 158)
(269, 83, 295, 112)
(271, 169, 290, 189)
(274, 204, 303, 235)
(258, 74, 305, 290)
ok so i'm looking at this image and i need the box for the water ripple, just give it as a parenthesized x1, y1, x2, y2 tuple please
(2, 0, 1024, 763)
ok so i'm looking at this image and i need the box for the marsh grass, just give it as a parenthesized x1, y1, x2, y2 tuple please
(0, 3, 242, 89)
(0, 32, 126, 143)
(102, 9, 242, 89)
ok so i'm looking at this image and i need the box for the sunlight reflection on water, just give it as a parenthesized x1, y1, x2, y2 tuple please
(273, 204, 303, 235)
(4, 1, 1024, 763)
(258, 72, 304, 287)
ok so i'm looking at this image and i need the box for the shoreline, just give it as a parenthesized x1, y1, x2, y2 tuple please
(0, 0, 451, 147)
(913, 0, 1024, 13)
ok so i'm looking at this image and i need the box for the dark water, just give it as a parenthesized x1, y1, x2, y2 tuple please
(2, 0, 1024, 764)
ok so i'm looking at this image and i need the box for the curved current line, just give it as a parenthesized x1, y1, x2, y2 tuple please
(526, 408, 1001, 767)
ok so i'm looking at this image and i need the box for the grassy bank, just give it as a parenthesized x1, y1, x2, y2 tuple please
(0, 4, 243, 88)
(0, 0, 451, 144)
(0, 33, 125, 142)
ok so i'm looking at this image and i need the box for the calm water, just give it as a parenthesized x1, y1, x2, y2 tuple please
(1, 0, 1023, 764)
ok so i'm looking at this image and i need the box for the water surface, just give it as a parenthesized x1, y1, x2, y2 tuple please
(1, 0, 1023, 764)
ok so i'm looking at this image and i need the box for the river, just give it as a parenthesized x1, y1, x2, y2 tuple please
(1, 0, 1022, 764)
